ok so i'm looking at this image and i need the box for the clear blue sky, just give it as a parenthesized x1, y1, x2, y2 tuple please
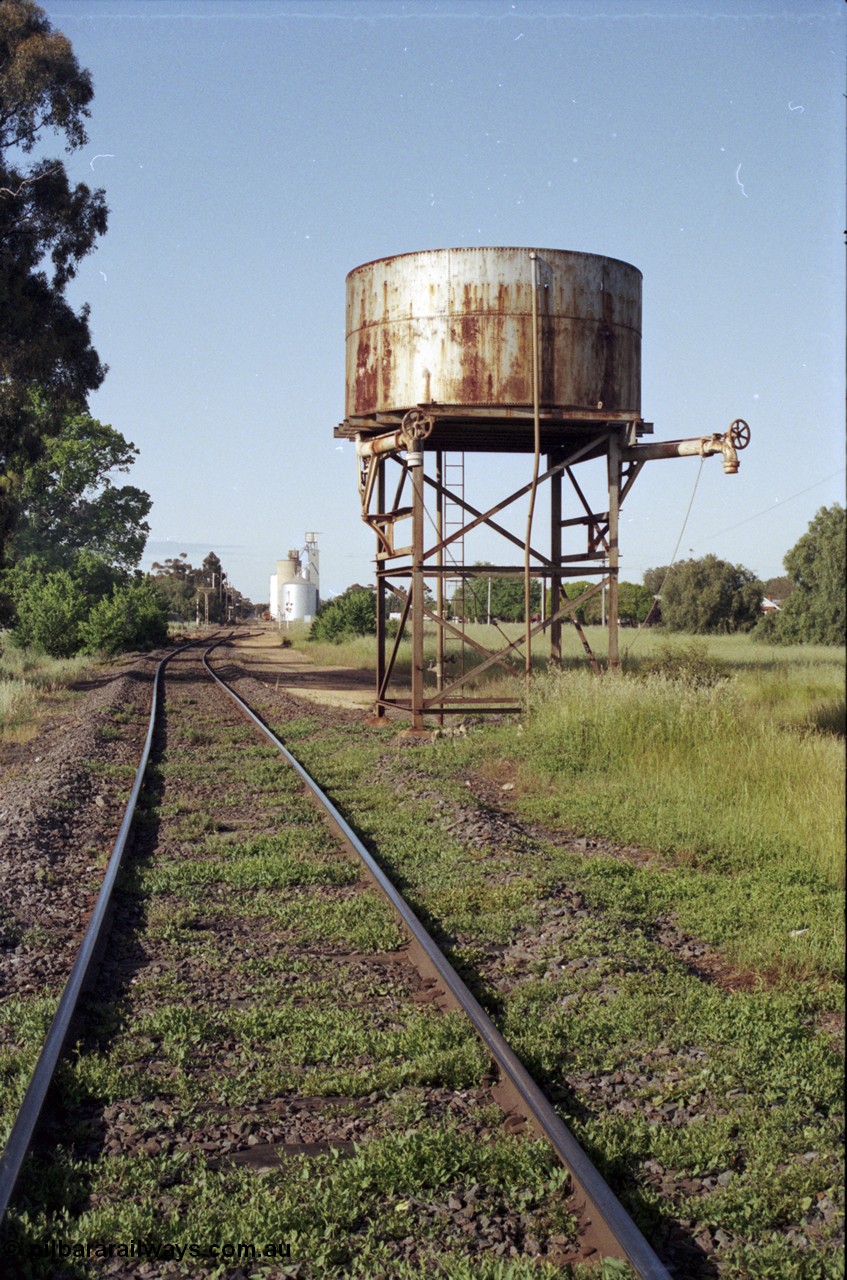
(47, 0, 844, 603)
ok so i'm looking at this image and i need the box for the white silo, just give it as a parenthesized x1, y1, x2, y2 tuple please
(271, 551, 301, 620)
(282, 577, 318, 623)
(271, 542, 321, 622)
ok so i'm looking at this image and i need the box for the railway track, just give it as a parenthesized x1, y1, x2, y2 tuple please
(1, 637, 671, 1278)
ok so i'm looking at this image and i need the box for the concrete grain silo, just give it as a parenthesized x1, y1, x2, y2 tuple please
(271, 539, 320, 624)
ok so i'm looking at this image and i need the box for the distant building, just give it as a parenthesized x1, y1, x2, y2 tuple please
(268, 534, 320, 623)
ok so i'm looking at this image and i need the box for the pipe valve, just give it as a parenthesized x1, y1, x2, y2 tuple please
(703, 419, 750, 474)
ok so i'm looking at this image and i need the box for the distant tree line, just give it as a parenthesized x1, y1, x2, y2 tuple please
(448, 567, 541, 623)
(309, 506, 844, 649)
(150, 551, 251, 624)
(544, 580, 654, 627)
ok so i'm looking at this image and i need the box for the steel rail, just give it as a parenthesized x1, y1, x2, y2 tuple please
(0, 642, 191, 1226)
(204, 641, 672, 1280)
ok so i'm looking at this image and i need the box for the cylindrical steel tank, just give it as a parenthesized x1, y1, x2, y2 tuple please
(282, 579, 318, 622)
(345, 247, 641, 419)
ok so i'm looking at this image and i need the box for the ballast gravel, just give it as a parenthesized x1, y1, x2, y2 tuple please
(0, 656, 155, 1007)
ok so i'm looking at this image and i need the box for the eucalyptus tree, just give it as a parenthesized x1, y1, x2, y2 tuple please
(644, 556, 764, 634)
(766, 505, 845, 646)
(1, 0, 108, 558)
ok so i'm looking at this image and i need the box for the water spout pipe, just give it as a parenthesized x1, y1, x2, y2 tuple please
(622, 421, 749, 474)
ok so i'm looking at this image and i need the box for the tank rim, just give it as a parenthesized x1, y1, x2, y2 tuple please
(346, 246, 642, 280)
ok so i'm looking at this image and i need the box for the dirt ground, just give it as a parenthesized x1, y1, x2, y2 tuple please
(229, 627, 389, 715)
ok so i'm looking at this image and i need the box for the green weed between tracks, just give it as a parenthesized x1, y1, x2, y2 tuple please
(6, 694, 609, 1279)
(9, 1133, 623, 1279)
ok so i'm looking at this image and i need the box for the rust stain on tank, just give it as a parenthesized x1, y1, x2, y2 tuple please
(456, 311, 485, 402)
(540, 314, 556, 404)
(381, 328, 393, 405)
(595, 287, 617, 408)
(355, 335, 377, 414)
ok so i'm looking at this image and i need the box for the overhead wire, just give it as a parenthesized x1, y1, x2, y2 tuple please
(692, 468, 845, 544)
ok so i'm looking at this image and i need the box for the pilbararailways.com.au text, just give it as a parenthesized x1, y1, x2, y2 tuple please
(1, 1238, 293, 1263)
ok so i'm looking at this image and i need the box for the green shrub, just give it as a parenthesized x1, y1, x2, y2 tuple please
(81, 579, 169, 655)
(644, 555, 764, 633)
(310, 587, 376, 643)
(640, 640, 728, 689)
(10, 570, 88, 657)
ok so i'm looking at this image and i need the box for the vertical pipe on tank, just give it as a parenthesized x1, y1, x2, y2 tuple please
(550, 459, 562, 665)
(525, 252, 542, 685)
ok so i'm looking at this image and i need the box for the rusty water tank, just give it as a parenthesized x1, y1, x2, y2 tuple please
(345, 247, 641, 421)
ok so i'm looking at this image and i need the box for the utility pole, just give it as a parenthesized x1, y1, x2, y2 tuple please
(198, 587, 213, 627)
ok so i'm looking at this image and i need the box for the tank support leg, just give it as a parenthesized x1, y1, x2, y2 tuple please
(550, 456, 563, 666)
(409, 445, 426, 732)
(435, 451, 445, 726)
(607, 430, 622, 671)
(374, 459, 387, 719)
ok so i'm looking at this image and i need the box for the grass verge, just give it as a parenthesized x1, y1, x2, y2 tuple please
(0, 638, 99, 739)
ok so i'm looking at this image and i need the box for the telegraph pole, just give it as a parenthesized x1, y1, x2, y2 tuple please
(198, 587, 213, 627)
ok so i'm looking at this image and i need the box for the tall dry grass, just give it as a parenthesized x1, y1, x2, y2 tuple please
(294, 622, 845, 886)
(522, 665, 845, 889)
(0, 638, 97, 737)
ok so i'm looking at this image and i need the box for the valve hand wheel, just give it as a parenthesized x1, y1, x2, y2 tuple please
(729, 419, 750, 450)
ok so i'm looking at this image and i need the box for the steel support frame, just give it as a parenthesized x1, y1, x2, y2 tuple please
(363, 424, 641, 727)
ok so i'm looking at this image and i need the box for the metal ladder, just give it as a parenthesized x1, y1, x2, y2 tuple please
(443, 453, 467, 673)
